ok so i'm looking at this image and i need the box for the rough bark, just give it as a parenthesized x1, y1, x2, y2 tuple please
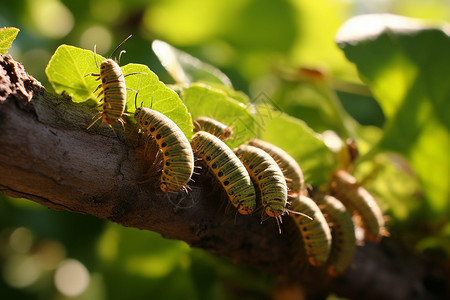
(0, 54, 447, 300)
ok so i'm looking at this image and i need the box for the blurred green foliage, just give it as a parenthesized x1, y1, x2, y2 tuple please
(338, 21, 450, 216)
(152, 39, 233, 87)
(1, 0, 449, 299)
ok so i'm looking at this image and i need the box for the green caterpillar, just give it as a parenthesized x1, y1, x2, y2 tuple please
(316, 194, 356, 276)
(191, 131, 256, 215)
(85, 35, 140, 134)
(291, 194, 332, 266)
(193, 116, 233, 141)
(134, 106, 194, 192)
(330, 170, 387, 242)
(248, 139, 304, 195)
(234, 144, 288, 232)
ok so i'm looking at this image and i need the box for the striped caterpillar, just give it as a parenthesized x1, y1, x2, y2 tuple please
(291, 194, 332, 266)
(247, 139, 304, 195)
(193, 116, 233, 141)
(330, 170, 387, 242)
(191, 131, 256, 215)
(85, 35, 141, 134)
(133, 104, 194, 193)
(315, 194, 356, 276)
(234, 144, 288, 232)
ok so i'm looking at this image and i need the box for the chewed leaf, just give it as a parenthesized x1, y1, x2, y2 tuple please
(122, 63, 193, 138)
(45, 45, 106, 102)
(181, 83, 254, 147)
(0, 27, 19, 54)
(152, 40, 233, 87)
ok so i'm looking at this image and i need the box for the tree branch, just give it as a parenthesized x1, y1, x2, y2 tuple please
(0, 54, 445, 300)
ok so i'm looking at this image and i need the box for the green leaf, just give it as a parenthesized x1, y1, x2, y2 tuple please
(256, 106, 337, 185)
(45, 44, 106, 102)
(181, 83, 254, 148)
(265, 77, 359, 139)
(45, 45, 193, 137)
(337, 14, 450, 216)
(0, 27, 19, 54)
(152, 39, 232, 87)
(198, 81, 250, 104)
(122, 63, 194, 138)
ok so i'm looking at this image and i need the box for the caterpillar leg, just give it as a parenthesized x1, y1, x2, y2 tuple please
(117, 117, 126, 131)
(84, 73, 100, 77)
(107, 124, 118, 137)
(86, 113, 103, 130)
(275, 215, 282, 235)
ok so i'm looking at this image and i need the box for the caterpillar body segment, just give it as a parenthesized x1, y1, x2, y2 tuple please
(191, 131, 256, 215)
(85, 35, 137, 133)
(316, 194, 356, 276)
(291, 195, 332, 266)
(248, 139, 304, 195)
(233, 145, 287, 221)
(134, 107, 194, 192)
(193, 116, 233, 141)
(86, 58, 128, 132)
(330, 170, 386, 242)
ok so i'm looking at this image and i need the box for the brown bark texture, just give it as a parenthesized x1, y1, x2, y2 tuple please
(0, 54, 447, 300)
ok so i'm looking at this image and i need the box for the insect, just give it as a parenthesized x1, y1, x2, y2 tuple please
(134, 101, 194, 193)
(85, 34, 141, 134)
(193, 116, 233, 141)
(248, 139, 304, 195)
(315, 194, 356, 276)
(330, 170, 387, 242)
(234, 145, 288, 230)
(291, 194, 332, 266)
(191, 131, 256, 215)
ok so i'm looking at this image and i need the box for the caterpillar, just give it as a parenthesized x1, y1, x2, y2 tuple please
(291, 194, 332, 266)
(233, 144, 288, 230)
(330, 170, 386, 242)
(85, 34, 141, 134)
(247, 139, 304, 195)
(315, 194, 356, 276)
(134, 105, 194, 193)
(193, 116, 233, 141)
(191, 131, 256, 215)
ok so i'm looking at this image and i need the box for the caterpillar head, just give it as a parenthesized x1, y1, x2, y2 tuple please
(221, 127, 234, 140)
(134, 107, 142, 118)
(102, 113, 114, 125)
(265, 205, 284, 218)
(238, 205, 254, 215)
(100, 59, 116, 71)
(160, 182, 169, 193)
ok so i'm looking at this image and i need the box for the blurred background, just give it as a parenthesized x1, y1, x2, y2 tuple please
(1, 0, 449, 299)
